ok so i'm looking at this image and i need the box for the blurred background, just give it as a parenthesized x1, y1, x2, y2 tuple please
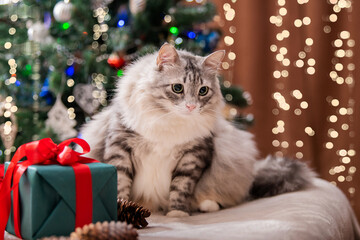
(0, 0, 358, 220)
(214, 0, 359, 221)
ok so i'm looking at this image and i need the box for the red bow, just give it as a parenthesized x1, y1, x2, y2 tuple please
(0, 138, 98, 240)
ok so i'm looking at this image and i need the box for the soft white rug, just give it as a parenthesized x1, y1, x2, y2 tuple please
(5, 178, 359, 240)
(139, 179, 360, 240)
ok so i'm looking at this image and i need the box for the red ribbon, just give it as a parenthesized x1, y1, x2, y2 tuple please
(0, 138, 98, 240)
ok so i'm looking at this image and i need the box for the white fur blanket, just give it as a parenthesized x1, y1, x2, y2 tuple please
(139, 178, 360, 240)
(5, 179, 359, 240)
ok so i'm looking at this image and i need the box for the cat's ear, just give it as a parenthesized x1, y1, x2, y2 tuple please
(156, 43, 180, 70)
(202, 50, 225, 73)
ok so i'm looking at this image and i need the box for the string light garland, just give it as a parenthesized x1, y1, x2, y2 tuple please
(323, 0, 356, 200)
(1, 10, 20, 160)
(222, 1, 236, 117)
(31, 59, 41, 141)
(63, 6, 111, 122)
(91, 7, 109, 108)
(270, 0, 356, 203)
(215, 0, 253, 128)
(270, 0, 315, 158)
(0, 97, 18, 162)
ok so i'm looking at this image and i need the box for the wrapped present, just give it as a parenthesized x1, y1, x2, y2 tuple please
(0, 138, 117, 240)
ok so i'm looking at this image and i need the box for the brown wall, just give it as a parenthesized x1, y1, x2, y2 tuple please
(213, 0, 360, 221)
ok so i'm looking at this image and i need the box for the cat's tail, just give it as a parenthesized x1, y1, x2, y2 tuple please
(249, 156, 316, 199)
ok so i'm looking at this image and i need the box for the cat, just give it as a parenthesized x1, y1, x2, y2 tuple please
(80, 43, 315, 217)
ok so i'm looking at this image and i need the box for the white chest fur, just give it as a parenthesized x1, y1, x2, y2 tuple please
(130, 142, 179, 211)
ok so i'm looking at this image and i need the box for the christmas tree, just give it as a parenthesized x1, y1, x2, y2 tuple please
(0, 0, 252, 163)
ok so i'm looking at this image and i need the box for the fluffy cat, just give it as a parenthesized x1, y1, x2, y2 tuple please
(80, 43, 314, 217)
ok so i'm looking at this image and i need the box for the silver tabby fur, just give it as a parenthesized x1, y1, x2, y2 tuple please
(80, 43, 315, 217)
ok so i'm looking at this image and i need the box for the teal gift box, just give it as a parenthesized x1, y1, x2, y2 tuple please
(5, 162, 117, 240)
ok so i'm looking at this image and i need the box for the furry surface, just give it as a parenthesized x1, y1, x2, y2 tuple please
(250, 156, 316, 199)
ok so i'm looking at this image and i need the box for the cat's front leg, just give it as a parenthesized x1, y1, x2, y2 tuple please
(167, 141, 213, 217)
(104, 132, 134, 200)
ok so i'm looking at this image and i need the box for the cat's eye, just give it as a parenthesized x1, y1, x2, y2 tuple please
(172, 84, 184, 94)
(199, 86, 209, 96)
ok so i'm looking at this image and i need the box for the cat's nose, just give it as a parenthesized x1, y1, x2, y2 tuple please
(186, 104, 196, 112)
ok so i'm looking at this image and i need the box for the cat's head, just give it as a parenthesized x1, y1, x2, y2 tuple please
(117, 43, 225, 144)
(151, 43, 225, 118)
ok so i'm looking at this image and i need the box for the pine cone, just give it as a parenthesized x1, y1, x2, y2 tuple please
(70, 221, 138, 240)
(117, 199, 151, 228)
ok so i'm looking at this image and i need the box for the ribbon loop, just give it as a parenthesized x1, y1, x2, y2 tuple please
(24, 139, 57, 165)
(57, 146, 79, 165)
(56, 138, 91, 165)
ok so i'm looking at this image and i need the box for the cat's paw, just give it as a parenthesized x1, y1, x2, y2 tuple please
(166, 210, 190, 218)
(199, 200, 220, 212)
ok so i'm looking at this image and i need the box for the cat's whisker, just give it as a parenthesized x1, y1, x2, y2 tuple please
(149, 111, 175, 125)
(202, 112, 217, 117)
(201, 113, 218, 120)
(139, 107, 166, 115)
(201, 109, 219, 117)
(204, 108, 220, 114)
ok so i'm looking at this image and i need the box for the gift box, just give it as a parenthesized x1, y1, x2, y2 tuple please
(0, 138, 118, 240)
(5, 162, 117, 240)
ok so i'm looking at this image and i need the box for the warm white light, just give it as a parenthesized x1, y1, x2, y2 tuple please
(228, 52, 236, 60)
(164, 15, 172, 23)
(305, 38, 313, 46)
(331, 99, 339, 106)
(329, 115, 337, 122)
(225, 9, 236, 21)
(300, 101, 308, 109)
(223, 3, 231, 11)
(4, 42, 12, 49)
(224, 36, 234, 46)
(294, 19, 302, 27)
(303, 17, 311, 25)
(279, 7, 287, 16)
(329, 14, 338, 22)
(296, 60, 304, 68)
(305, 126, 315, 136)
(325, 142, 333, 149)
(270, 44, 277, 52)
(292, 90, 303, 99)
(308, 58, 316, 66)
(340, 31, 350, 39)
(279, 47, 288, 55)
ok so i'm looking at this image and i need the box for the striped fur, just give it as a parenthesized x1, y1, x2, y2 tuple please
(80, 44, 314, 216)
(169, 137, 213, 212)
